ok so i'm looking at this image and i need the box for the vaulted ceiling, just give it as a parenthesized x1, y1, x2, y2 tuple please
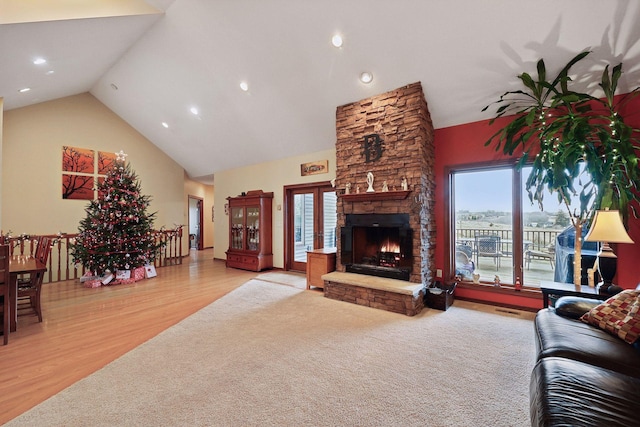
(2, 0, 640, 184)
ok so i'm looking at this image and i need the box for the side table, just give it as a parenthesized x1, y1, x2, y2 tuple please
(540, 281, 603, 308)
(306, 248, 336, 290)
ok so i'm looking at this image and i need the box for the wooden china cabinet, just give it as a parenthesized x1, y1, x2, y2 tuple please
(225, 190, 273, 271)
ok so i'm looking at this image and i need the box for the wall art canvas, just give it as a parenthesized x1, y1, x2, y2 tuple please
(62, 146, 94, 173)
(97, 176, 106, 199)
(98, 151, 117, 174)
(62, 174, 94, 200)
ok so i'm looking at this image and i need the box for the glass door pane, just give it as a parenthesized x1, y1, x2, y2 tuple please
(521, 165, 594, 287)
(454, 168, 513, 283)
(521, 165, 559, 286)
(294, 193, 314, 263)
(323, 191, 337, 249)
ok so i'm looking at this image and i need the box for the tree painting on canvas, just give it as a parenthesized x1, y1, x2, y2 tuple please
(62, 146, 94, 173)
(62, 174, 94, 200)
(98, 151, 117, 175)
(62, 146, 95, 200)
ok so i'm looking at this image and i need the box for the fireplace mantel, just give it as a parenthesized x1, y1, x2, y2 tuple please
(340, 190, 411, 203)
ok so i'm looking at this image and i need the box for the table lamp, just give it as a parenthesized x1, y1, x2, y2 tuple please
(584, 209, 634, 294)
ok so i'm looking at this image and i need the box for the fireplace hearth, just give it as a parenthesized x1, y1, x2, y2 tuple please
(341, 213, 412, 281)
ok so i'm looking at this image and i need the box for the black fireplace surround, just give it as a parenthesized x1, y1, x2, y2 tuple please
(340, 213, 412, 281)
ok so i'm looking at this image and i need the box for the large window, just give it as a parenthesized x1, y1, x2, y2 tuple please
(451, 164, 585, 287)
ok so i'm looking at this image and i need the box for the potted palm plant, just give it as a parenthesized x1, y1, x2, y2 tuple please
(483, 51, 640, 287)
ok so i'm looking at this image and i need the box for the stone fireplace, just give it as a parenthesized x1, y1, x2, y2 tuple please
(322, 82, 436, 316)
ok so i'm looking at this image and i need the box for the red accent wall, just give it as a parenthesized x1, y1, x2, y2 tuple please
(608, 95, 640, 288)
(434, 97, 640, 308)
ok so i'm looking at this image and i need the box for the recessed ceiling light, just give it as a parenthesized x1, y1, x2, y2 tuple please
(239, 81, 249, 92)
(331, 34, 343, 48)
(161, 122, 169, 128)
(360, 72, 373, 84)
(46, 70, 55, 75)
(33, 58, 46, 65)
(190, 107, 199, 115)
(19, 87, 31, 93)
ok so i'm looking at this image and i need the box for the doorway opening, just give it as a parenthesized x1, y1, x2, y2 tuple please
(188, 196, 204, 250)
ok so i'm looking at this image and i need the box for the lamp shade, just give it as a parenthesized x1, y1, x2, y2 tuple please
(585, 210, 634, 244)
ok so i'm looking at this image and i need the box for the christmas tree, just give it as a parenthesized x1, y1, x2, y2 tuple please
(71, 152, 160, 275)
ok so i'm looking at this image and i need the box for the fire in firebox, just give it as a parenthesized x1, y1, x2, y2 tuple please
(341, 213, 412, 281)
(379, 238, 401, 267)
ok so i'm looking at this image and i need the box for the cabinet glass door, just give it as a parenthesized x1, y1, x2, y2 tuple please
(231, 206, 244, 250)
(247, 206, 260, 251)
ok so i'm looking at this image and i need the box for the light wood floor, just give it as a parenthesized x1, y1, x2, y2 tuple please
(0, 249, 257, 425)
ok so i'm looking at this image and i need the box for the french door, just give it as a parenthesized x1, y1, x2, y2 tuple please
(284, 182, 337, 272)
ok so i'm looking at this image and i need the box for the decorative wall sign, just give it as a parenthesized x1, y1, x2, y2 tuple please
(363, 133, 384, 162)
(301, 160, 329, 176)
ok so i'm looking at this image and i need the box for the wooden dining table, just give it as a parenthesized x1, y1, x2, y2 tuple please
(8, 255, 47, 332)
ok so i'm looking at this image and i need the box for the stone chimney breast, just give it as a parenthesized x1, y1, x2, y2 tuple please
(334, 82, 436, 285)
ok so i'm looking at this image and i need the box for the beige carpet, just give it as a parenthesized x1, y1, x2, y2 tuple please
(255, 271, 308, 290)
(7, 278, 536, 426)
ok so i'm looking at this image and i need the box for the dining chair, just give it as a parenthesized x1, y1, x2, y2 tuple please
(16, 237, 50, 322)
(474, 235, 503, 270)
(0, 244, 10, 345)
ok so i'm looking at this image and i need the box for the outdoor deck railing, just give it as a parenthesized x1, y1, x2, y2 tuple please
(456, 228, 561, 253)
(3, 227, 183, 284)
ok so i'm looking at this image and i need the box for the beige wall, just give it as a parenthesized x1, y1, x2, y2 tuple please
(214, 149, 336, 268)
(3, 91, 331, 264)
(2, 93, 185, 245)
(184, 174, 214, 249)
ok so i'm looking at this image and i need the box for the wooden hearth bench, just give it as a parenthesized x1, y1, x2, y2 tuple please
(321, 271, 425, 316)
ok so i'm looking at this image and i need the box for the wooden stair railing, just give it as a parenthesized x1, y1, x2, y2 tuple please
(1, 227, 184, 284)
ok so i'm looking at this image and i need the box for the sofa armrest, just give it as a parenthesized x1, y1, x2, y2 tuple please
(554, 296, 603, 319)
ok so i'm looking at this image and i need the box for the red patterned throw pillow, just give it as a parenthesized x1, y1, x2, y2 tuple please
(580, 290, 640, 344)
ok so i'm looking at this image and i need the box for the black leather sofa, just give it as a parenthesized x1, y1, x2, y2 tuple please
(530, 296, 640, 427)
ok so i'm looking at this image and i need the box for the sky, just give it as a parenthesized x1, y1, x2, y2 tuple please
(454, 167, 582, 214)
